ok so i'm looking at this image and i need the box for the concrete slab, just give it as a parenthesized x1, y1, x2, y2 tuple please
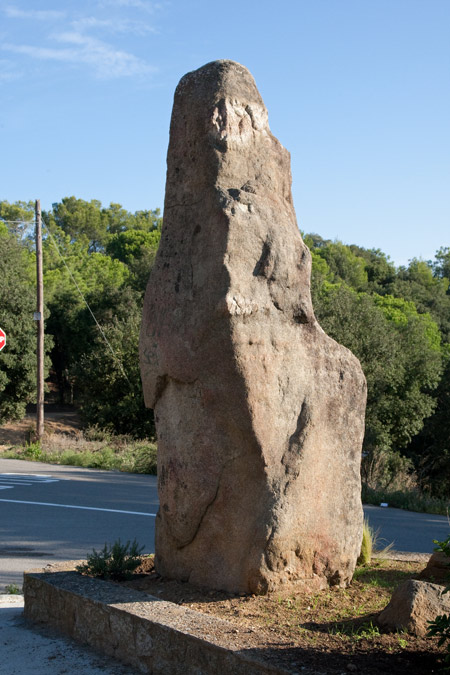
(0, 593, 136, 674)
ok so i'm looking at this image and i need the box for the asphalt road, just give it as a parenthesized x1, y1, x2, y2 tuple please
(0, 458, 158, 588)
(0, 458, 448, 589)
(363, 503, 449, 554)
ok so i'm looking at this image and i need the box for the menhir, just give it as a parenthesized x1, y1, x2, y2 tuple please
(140, 60, 367, 594)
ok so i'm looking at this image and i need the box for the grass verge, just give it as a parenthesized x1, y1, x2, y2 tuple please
(362, 483, 449, 516)
(0, 427, 157, 474)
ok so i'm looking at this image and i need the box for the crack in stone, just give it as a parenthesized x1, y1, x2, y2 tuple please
(177, 455, 240, 552)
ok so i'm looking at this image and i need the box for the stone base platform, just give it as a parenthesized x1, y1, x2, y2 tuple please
(23, 562, 295, 674)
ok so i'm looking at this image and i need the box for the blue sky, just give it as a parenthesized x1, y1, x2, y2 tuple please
(1, 0, 449, 266)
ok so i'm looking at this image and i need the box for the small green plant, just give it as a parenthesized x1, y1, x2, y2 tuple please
(5, 584, 21, 594)
(357, 518, 394, 566)
(358, 519, 374, 565)
(428, 613, 450, 665)
(76, 539, 145, 581)
(356, 621, 381, 640)
(329, 620, 380, 640)
(434, 535, 450, 558)
(23, 441, 42, 460)
(427, 534, 450, 667)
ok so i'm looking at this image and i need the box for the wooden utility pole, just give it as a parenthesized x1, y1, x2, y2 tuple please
(35, 199, 44, 440)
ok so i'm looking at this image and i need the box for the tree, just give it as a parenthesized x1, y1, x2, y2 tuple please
(0, 228, 51, 422)
(387, 258, 450, 343)
(102, 203, 162, 234)
(0, 200, 35, 239)
(433, 246, 450, 282)
(311, 240, 369, 291)
(44, 197, 108, 253)
(407, 355, 450, 497)
(39, 199, 159, 434)
(349, 246, 397, 292)
(42, 228, 131, 402)
(105, 229, 161, 293)
(73, 287, 155, 438)
(313, 284, 442, 463)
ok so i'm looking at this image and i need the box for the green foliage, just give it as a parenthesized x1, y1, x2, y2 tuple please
(408, 358, 450, 498)
(350, 246, 397, 291)
(106, 229, 161, 266)
(22, 441, 43, 460)
(45, 197, 108, 253)
(357, 518, 394, 566)
(313, 240, 369, 291)
(5, 584, 21, 594)
(74, 290, 155, 438)
(38, 198, 159, 435)
(0, 200, 35, 239)
(1, 430, 158, 474)
(329, 620, 381, 640)
(43, 197, 162, 254)
(433, 247, 450, 281)
(308, 235, 448, 498)
(0, 226, 52, 423)
(428, 613, 450, 666)
(130, 443, 158, 474)
(433, 535, 450, 559)
(312, 284, 442, 458)
(76, 539, 145, 581)
(361, 446, 416, 494)
(106, 228, 160, 292)
(2, 195, 450, 504)
(387, 259, 450, 343)
(427, 534, 450, 667)
(362, 485, 449, 515)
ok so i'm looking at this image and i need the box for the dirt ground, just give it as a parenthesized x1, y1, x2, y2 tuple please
(0, 405, 81, 449)
(119, 557, 445, 675)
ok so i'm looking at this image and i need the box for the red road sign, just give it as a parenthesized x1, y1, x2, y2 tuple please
(0, 327, 6, 351)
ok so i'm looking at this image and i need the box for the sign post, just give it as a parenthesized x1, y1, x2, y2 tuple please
(0, 327, 5, 352)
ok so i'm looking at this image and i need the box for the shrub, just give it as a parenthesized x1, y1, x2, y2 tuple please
(76, 539, 145, 581)
(132, 442, 157, 474)
(427, 535, 450, 666)
(23, 441, 42, 461)
(5, 584, 21, 594)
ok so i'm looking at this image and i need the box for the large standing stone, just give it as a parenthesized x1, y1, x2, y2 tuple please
(140, 60, 367, 594)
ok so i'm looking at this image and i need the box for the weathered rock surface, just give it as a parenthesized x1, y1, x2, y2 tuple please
(419, 551, 450, 583)
(140, 60, 367, 594)
(378, 579, 450, 636)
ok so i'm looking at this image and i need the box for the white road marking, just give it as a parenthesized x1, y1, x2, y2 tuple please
(0, 473, 59, 483)
(0, 473, 60, 490)
(0, 481, 34, 485)
(0, 486, 13, 490)
(0, 498, 156, 517)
